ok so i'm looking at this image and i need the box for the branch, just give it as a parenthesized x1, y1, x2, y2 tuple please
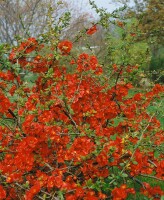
(139, 174, 164, 182)
(8, 109, 17, 119)
(128, 173, 146, 189)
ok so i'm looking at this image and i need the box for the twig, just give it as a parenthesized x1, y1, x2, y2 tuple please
(128, 173, 146, 189)
(139, 174, 164, 182)
(148, 159, 157, 167)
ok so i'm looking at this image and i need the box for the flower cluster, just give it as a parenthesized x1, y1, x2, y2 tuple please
(0, 36, 163, 200)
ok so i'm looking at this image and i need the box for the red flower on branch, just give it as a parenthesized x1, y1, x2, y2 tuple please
(21, 37, 38, 54)
(112, 184, 135, 200)
(58, 40, 72, 55)
(86, 25, 97, 35)
(141, 183, 164, 199)
(116, 21, 124, 28)
(0, 34, 164, 200)
(0, 185, 6, 199)
(25, 183, 41, 200)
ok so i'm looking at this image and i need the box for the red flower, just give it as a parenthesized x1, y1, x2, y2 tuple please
(58, 40, 72, 55)
(96, 151, 108, 167)
(112, 185, 127, 200)
(112, 185, 135, 200)
(86, 25, 97, 35)
(130, 33, 136, 37)
(6, 172, 23, 183)
(47, 175, 63, 189)
(75, 187, 84, 198)
(25, 183, 41, 200)
(117, 21, 124, 28)
(0, 185, 6, 199)
(21, 37, 38, 54)
(141, 183, 164, 199)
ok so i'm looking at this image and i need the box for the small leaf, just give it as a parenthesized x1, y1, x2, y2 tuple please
(110, 134, 117, 141)
(154, 151, 160, 158)
(119, 163, 125, 167)
(122, 173, 128, 178)
(161, 196, 164, 200)
(113, 117, 124, 127)
(58, 191, 64, 200)
(47, 67, 54, 75)
(113, 182, 118, 186)
(132, 161, 138, 165)
(47, 138, 52, 148)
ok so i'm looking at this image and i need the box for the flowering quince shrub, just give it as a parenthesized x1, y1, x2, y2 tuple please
(0, 33, 164, 200)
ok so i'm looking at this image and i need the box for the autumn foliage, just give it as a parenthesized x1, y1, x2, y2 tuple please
(0, 33, 163, 200)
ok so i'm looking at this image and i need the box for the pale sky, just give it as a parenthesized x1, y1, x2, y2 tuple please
(88, 0, 119, 11)
(76, 0, 134, 15)
(84, 0, 123, 12)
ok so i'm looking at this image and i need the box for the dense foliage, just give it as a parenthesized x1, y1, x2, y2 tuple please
(0, 2, 163, 199)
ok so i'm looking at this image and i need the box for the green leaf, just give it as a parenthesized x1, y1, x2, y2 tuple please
(43, 194, 47, 200)
(154, 151, 160, 158)
(57, 191, 64, 200)
(113, 117, 124, 127)
(132, 161, 138, 165)
(15, 134, 21, 139)
(48, 67, 54, 74)
(47, 138, 52, 148)
(122, 173, 128, 178)
(113, 181, 117, 186)
(161, 196, 164, 200)
(119, 163, 125, 167)
(23, 181, 29, 189)
(110, 134, 117, 141)
(86, 179, 93, 187)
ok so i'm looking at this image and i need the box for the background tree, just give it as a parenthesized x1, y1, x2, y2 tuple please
(0, 0, 91, 44)
(135, 0, 164, 83)
(114, 0, 164, 83)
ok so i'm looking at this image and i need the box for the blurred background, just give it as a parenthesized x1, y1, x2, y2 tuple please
(0, 0, 163, 83)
